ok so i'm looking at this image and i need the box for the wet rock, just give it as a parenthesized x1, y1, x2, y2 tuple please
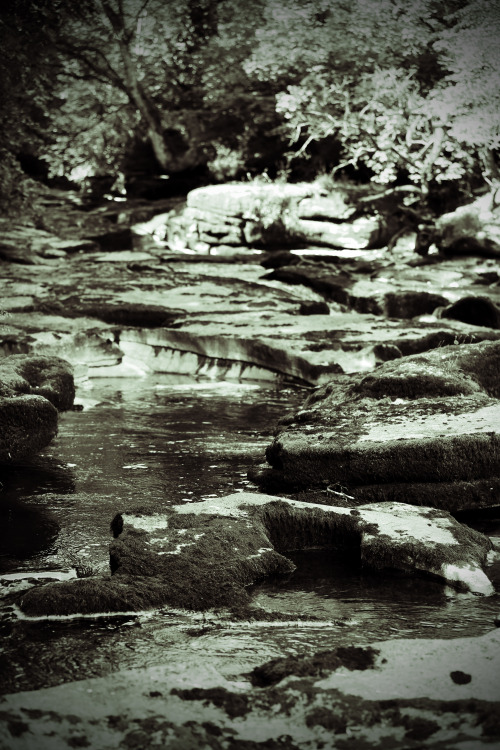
(298, 301, 330, 315)
(350, 286, 449, 318)
(417, 191, 500, 258)
(262, 340, 500, 511)
(0, 355, 75, 411)
(437, 295, 500, 329)
(261, 265, 351, 302)
(0, 395, 58, 462)
(251, 645, 379, 686)
(0, 224, 99, 264)
(2, 622, 499, 749)
(266, 263, 449, 317)
(260, 250, 300, 269)
(85, 228, 133, 251)
(0, 355, 74, 462)
(18, 491, 493, 616)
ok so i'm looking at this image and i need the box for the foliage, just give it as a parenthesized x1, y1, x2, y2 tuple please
(430, 0, 500, 178)
(249, 0, 498, 194)
(1, 0, 499, 212)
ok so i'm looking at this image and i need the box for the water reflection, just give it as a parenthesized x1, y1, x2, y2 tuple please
(0, 377, 305, 571)
(251, 548, 500, 641)
(0, 459, 75, 496)
(0, 374, 498, 692)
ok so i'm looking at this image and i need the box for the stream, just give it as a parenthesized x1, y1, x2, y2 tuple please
(0, 375, 499, 694)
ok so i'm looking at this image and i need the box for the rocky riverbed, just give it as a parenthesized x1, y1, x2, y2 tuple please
(1, 184, 499, 748)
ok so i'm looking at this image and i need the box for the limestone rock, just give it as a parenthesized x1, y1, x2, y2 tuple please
(1, 628, 499, 749)
(262, 340, 500, 510)
(264, 264, 449, 317)
(173, 183, 383, 249)
(296, 194, 357, 221)
(436, 192, 500, 256)
(18, 491, 493, 616)
(293, 215, 383, 249)
(416, 191, 500, 258)
(186, 183, 314, 218)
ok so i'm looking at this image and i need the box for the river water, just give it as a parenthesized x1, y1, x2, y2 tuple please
(0, 375, 499, 693)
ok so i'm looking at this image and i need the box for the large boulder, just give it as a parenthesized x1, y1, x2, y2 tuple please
(18, 491, 494, 616)
(0, 395, 58, 462)
(0, 355, 74, 462)
(416, 191, 500, 258)
(0, 354, 75, 410)
(261, 340, 500, 511)
(164, 183, 382, 251)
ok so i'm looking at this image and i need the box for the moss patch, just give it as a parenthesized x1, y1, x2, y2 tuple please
(251, 646, 379, 687)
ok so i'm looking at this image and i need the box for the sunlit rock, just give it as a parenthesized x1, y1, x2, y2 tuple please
(1, 627, 498, 748)
(1, 626, 499, 748)
(262, 340, 500, 510)
(165, 183, 383, 250)
(416, 191, 500, 258)
(18, 491, 493, 616)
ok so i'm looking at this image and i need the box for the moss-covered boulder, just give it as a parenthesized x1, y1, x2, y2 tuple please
(0, 354, 75, 410)
(261, 340, 500, 511)
(18, 492, 494, 616)
(0, 355, 74, 461)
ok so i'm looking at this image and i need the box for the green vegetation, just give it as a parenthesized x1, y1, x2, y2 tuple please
(1, 0, 499, 212)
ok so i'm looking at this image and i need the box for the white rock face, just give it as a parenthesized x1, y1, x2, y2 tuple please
(1, 629, 499, 749)
(317, 628, 500, 702)
(171, 493, 494, 595)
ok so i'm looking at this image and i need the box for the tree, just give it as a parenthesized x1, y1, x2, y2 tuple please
(0, 0, 64, 210)
(40, 0, 270, 180)
(246, 0, 497, 198)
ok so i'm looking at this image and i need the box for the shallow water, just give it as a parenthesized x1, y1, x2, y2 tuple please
(0, 376, 305, 574)
(0, 375, 499, 694)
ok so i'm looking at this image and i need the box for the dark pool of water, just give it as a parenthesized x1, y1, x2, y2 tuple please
(0, 375, 499, 694)
(251, 547, 500, 642)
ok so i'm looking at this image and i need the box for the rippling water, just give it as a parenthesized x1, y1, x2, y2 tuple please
(0, 375, 498, 694)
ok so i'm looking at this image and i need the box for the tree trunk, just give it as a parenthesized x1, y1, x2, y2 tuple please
(99, 0, 176, 171)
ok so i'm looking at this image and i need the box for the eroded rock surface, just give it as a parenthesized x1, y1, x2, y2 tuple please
(18, 491, 494, 617)
(260, 340, 500, 511)
(1, 628, 499, 749)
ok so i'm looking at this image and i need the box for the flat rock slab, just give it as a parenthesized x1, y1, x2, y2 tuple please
(3, 241, 500, 384)
(17, 491, 494, 618)
(263, 340, 500, 510)
(1, 628, 498, 749)
(265, 254, 500, 317)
